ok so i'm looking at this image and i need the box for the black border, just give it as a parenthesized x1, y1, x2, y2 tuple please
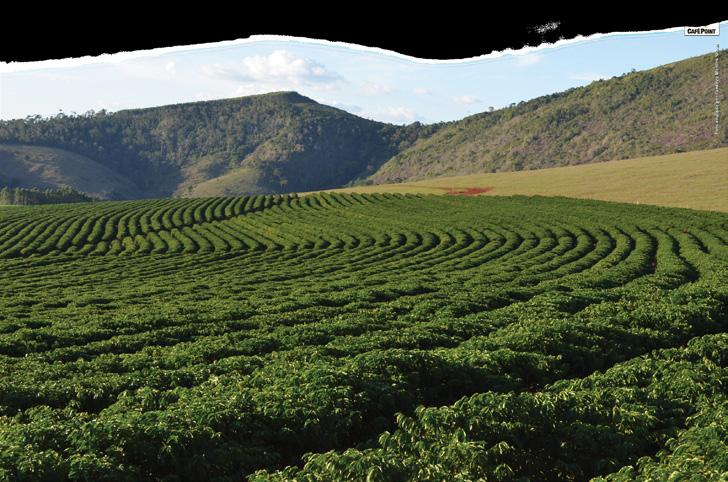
(1, 11, 725, 62)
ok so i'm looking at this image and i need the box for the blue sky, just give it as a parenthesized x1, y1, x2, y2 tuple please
(0, 22, 725, 124)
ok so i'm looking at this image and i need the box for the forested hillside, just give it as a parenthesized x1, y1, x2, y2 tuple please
(1, 52, 725, 197)
(0, 92, 438, 198)
(369, 51, 727, 183)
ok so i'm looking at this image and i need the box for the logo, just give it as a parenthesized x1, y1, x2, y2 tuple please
(684, 24, 720, 36)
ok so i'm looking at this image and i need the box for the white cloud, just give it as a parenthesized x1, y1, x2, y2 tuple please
(165, 62, 177, 75)
(203, 50, 344, 92)
(363, 82, 396, 95)
(360, 106, 419, 124)
(453, 95, 481, 105)
(516, 53, 543, 67)
(240, 50, 338, 83)
(414, 87, 432, 95)
(567, 72, 606, 82)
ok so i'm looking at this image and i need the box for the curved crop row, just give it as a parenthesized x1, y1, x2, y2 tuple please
(0, 195, 725, 481)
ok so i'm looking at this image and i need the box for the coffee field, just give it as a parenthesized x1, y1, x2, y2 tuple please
(0, 193, 726, 481)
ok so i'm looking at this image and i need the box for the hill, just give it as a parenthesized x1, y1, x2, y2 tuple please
(0, 92, 438, 198)
(1, 52, 725, 199)
(369, 51, 728, 184)
(315, 147, 728, 212)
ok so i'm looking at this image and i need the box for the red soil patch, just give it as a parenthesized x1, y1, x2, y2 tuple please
(445, 187, 493, 196)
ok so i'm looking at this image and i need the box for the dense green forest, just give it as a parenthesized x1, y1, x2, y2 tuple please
(0, 51, 725, 198)
(0, 186, 94, 205)
(0, 194, 726, 480)
(0, 92, 438, 197)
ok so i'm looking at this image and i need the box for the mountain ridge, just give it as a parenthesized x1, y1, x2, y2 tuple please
(1, 51, 726, 199)
(368, 51, 727, 183)
(0, 91, 439, 198)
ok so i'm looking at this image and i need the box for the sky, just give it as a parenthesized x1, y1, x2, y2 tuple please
(0, 21, 725, 124)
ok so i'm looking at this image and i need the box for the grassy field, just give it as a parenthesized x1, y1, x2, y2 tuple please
(0, 144, 143, 199)
(0, 193, 726, 480)
(317, 147, 728, 212)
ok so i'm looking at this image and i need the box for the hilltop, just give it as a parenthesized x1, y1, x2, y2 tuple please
(0, 92, 438, 198)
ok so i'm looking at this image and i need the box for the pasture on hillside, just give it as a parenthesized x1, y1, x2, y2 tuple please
(323, 147, 728, 213)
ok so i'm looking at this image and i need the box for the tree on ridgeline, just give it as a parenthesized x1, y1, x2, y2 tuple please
(0, 185, 95, 205)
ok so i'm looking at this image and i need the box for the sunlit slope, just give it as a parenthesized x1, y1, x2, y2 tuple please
(370, 51, 728, 183)
(0, 144, 142, 199)
(317, 147, 728, 212)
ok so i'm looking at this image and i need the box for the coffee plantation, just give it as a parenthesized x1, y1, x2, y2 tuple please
(0, 193, 726, 481)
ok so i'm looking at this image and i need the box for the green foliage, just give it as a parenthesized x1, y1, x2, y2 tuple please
(3, 51, 726, 198)
(0, 93, 439, 197)
(371, 50, 728, 183)
(0, 195, 726, 480)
